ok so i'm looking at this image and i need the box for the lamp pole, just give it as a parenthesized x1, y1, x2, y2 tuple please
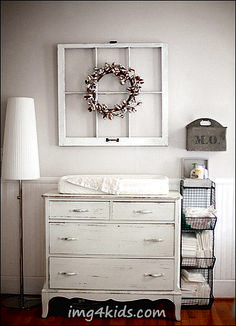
(18, 180, 24, 308)
(2, 180, 41, 309)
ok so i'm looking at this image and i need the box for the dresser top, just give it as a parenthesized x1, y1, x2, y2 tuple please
(42, 190, 182, 201)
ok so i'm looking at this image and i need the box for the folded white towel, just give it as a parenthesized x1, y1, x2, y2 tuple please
(182, 233, 198, 257)
(185, 206, 217, 217)
(181, 269, 205, 282)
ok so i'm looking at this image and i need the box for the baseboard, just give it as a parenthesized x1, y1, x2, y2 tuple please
(214, 280, 235, 298)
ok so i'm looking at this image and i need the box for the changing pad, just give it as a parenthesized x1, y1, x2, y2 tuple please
(58, 175, 169, 195)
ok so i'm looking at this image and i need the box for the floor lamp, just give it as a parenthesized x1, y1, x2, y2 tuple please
(2, 97, 41, 309)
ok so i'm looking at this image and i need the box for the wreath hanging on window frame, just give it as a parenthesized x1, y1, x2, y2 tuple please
(84, 62, 144, 120)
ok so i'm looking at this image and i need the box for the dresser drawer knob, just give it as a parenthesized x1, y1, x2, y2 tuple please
(144, 272, 164, 278)
(58, 272, 77, 276)
(134, 210, 153, 214)
(58, 237, 78, 241)
(144, 238, 164, 242)
(71, 209, 89, 213)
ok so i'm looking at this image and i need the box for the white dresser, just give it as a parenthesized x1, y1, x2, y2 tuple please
(41, 191, 182, 320)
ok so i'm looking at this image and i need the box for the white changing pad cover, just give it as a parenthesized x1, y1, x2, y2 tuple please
(58, 175, 169, 195)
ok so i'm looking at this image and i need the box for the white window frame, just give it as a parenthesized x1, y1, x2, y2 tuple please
(58, 42, 168, 147)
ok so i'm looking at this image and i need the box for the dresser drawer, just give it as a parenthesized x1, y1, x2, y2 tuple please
(49, 223, 174, 257)
(49, 257, 174, 290)
(113, 202, 175, 221)
(49, 201, 109, 219)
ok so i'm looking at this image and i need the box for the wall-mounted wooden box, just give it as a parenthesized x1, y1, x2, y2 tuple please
(186, 118, 227, 151)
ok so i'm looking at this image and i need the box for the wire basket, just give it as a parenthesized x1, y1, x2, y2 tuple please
(182, 216, 217, 230)
(181, 268, 214, 308)
(181, 257, 216, 268)
(181, 295, 214, 309)
(180, 180, 216, 210)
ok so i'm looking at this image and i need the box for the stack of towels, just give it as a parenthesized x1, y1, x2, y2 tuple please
(184, 206, 217, 229)
(181, 269, 211, 305)
(182, 231, 213, 267)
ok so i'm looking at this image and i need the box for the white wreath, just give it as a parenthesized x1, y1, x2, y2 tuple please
(84, 62, 144, 119)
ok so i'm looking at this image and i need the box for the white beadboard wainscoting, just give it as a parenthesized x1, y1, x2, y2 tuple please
(1, 177, 235, 297)
(1, 178, 58, 295)
(214, 179, 235, 297)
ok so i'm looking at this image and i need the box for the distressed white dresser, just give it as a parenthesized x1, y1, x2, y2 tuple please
(41, 191, 182, 320)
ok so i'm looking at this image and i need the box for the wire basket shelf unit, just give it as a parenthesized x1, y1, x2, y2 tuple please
(180, 179, 217, 309)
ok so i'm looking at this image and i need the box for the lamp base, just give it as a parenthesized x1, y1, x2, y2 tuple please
(2, 295, 41, 310)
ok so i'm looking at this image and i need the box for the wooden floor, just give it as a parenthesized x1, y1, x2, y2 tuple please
(1, 297, 235, 325)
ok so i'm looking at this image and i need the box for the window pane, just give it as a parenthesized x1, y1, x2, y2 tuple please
(130, 94, 162, 137)
(97, 94, 129, 137)
(97, 48, 127, 68)
(97, 73, 129, 93)
(66, 94, 95, 137)
(130, 47, 162, 92)
(65, 48, 94, 92)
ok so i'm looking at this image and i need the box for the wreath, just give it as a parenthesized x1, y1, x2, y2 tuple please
(84, 62, 144, 120)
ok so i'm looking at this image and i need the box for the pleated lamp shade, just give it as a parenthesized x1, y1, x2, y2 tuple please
(2, 97, 40, 180)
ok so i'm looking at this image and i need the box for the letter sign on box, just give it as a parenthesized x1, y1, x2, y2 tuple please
(186, 118, 227, 151)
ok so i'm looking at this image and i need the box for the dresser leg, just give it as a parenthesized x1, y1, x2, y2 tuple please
(41, 293, 49, 318)
(174, 297, 181, 321)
